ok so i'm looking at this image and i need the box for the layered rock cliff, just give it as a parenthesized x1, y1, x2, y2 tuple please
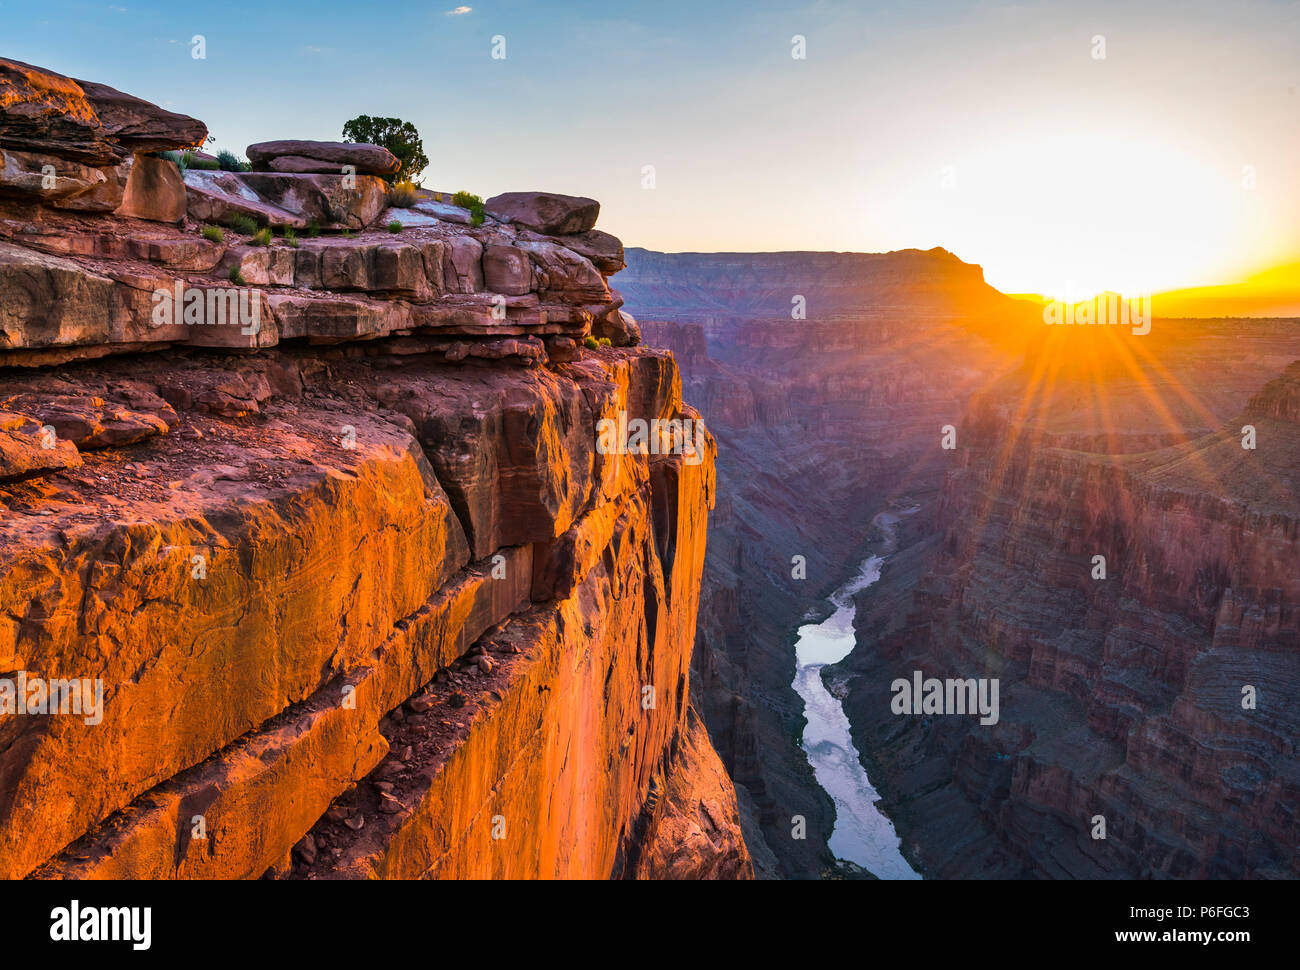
(0, 58, 750, 880)
(619, 247, 1015, 324)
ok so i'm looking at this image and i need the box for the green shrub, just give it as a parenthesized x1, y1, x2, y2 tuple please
(282, 227, 299, 248)
(597, 337, 612, 347)
(225, 214, 259, 236)
(583, 335, 600, 350)
(216, 149, 246, 172)
(307, 222, 321, 238)
(388, 181, 418, 208)
(201, 225, 224, 243)
(387, 220, 403, 234)
(159, 150, 185, 172)
(228, 265, 245, 284)
(451, 191, 487, 228)
(250, 227, 272, 247)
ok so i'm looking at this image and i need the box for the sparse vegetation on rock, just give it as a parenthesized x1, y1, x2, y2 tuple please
(216, 149, 248, 172)
(225, 214, 258, 236)
(453, 190, 486, 227)
(388, 181, 418, 208)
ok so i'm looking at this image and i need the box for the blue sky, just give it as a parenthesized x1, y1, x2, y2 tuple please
(5, 0, 1298, 293)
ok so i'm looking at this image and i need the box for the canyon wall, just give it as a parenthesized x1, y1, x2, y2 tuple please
(629, 249, 1035, 877)
(833, 322, 1300, 878)
(0, 58, 750, 880)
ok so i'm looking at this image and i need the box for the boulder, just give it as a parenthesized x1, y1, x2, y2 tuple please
(615, 310, 641, 347)
(553, 228, 625, 275)
(10, 395, 171, 450)
(115, 154, 187, 223)
(0, 412, 82, 481)
(72, 77, 207, 155)
(247, 140, 400, 177)
(593, 306, 640, 348)
(546, 336, 579, 363)
(484, 192, 599, 235)
(0, 58, 116, 165)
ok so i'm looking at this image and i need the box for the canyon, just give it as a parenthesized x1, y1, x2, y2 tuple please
(2, 55, 1295, 884)
(0, 58, 750, 880)
(627, 247, 1036, 877)
(625, 249, 1298, 879)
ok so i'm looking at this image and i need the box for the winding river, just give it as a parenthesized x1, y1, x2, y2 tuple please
(793, 548, 920, 879)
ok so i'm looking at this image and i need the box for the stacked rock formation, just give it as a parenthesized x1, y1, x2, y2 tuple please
(0, 58, 204, 220)
(0, 59, 751, 880)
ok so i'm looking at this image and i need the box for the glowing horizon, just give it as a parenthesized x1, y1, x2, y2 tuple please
(4, 0, 1297, 299)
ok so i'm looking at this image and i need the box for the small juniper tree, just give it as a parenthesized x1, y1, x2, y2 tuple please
(341, 115, 429, 184)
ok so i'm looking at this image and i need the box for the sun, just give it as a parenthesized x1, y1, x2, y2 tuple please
(902, 130, 1256, 300)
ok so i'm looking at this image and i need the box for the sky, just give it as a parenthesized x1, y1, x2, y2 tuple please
(5, 0, 1299, 297)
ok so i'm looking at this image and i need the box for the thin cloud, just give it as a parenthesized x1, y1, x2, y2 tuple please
(445, 6, 472, 15)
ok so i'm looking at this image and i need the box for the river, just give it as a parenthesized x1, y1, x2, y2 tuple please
(792, 549, 920, 879)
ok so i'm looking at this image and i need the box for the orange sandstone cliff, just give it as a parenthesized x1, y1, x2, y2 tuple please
(0, 57, 752, 880)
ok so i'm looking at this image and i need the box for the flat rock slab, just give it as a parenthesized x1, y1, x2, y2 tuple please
(0, 58, 205, 165)
(0, 58, 118, 165)
(248, 140, 399, 177)
(73, 77, 207, 156)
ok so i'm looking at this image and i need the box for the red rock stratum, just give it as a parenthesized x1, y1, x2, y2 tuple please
(0, 58, 751, 880)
